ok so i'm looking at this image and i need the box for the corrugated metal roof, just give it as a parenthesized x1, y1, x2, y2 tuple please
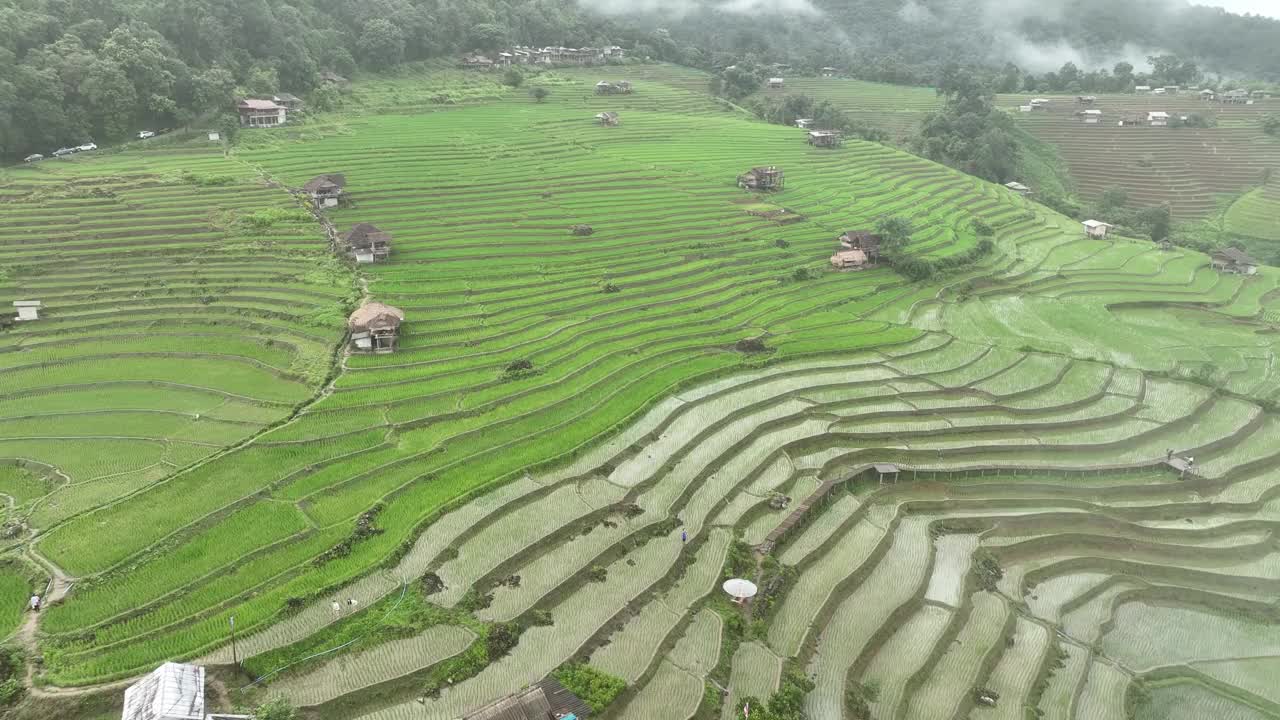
(121, 663, 205, 720)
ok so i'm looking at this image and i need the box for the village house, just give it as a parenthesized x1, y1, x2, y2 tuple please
(1222, 89, 1251, 104)
(1030, 98, 1050, 110)
(12, 301, 41, 322)
(271, 93, 303, 111)
(830, 248, 868, 269)
(303, 174, 346, 208)
(1076, 95, 1097, 105)
(461, 678, 592, 720)
(1200, 88, 1217, 101)
(595, 111, 620, 126)
(497, 51, 514, 66)
(121, 663, 205, 720)
(1252, 90, 1270, 99)
(1078, 109, 1102, 124)
(348, 302, 405, 353)
(1148, 111, 1170, 126)
(821, 66, 837, 77)
(1118, 116, 1142, 127)
(1004, 181, 1031, 196)
(1211, 248, 1259, 275)
(1152, 87, 1167, 95)
(1082, 219, 1114, 239)
(235, 98, 286, 127)
(806, 130, 842, 147)
(342, 223, 392, 264)
(1135, 85, 1152, 94)
(795, 118, 814, 129)
(1163, 85, 1180, 94)
(839, 230, 882, 263)
(738, 166, 784, 191)
(768, 77, 785, 89)
(460, 53, 495, 70)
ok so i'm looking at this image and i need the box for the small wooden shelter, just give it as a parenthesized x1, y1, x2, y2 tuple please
(303, 174, 346, 207)
(121, 663, 205, 720)
(738, 166, 784, 191)
(806, 130, 842, 147)
(768, 77, 785, 89)
(595, 111, 619, 126)
(1211, 248, 1259, 275)
(1117, 116, 1142, 127)
(13, 301, 41, 322)
(1078, 109, 1102, 124)
(594, 80, 632, 95)
(1082, 219, 1114, 239)
(348, 302, 405, 353)
(830, 248, 868, 269)
(821, 66, 837, 77)
(272, 93, 303, 110)
(1200, 89, 1217, 101)
(874, 463, 900, 484)
(839, 230, 882, 263)
(1004, 181, 1031, 196)
(461, 678, 592, 720)
(1075, 95, 1097, 105)
(1147, 111, 1170, 126)
(795, 118, 814, 129)
(342, 223, 392, 264)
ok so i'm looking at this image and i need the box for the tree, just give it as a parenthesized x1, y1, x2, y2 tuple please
(876, 216, 914, 248)
(254, 698, 297, 720)
(357, 18, 405, 70)
(1262, 114, 1280, 137)
(501, 67, 524, 88)
(468, 23, 508, 52)
(530, 87, 550, 103)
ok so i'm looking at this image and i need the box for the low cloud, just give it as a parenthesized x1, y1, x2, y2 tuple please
(580, 0, 819, 18)
(898, 0, 936, 24)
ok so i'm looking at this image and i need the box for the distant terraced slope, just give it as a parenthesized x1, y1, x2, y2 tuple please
(758, 77, 1280, 220)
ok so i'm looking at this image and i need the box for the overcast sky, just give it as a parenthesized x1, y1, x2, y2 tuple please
(1200, 0, 1277, 17)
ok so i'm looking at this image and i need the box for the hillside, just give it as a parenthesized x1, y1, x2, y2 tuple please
(759, 76, 1280, 222)
(4, 64, 1280, 720)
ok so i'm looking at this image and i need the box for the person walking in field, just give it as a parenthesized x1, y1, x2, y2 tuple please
(332, 600, 341, 616)
(29, 595, 40, 612)
(681, 529, 687, 544)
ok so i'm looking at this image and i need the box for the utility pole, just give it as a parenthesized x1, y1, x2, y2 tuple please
(230, 616, 238, 669)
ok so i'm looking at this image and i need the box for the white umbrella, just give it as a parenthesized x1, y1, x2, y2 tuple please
(723, 578, 758, 601)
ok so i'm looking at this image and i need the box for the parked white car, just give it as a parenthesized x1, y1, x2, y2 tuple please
(77, 142, 98, 151)
(52, 147, 77, 157)
(137, 131, 155, 139)
(23, 154, 43, 163)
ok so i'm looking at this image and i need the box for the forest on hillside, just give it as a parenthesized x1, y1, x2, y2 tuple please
(2, 0, 1279, 157)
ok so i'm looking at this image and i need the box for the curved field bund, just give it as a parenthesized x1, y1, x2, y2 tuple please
(0, 150, 349, 545)
(6, 66, 1280, 720)
(1225, 175, 1280, 247)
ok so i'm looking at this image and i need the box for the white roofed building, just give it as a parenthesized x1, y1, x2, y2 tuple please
(1082, 220, 1114, 239)
(121, 663, 205, 720)
(1148, 111, 1170, 126)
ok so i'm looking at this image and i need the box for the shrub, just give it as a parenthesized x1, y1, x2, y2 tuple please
(505, 358, 534, 375)
(530, 87, 550, 103)
(485, 621, 520, 659)
(501, 68, 524, 88)
(602, 282, 621, 294)
(459, 586, 493, 611)
(554, 663, 626, 713)
(588, 565, 608, 582)
(528, 609, 553, 627)
(791, 267, 814, 282)
(971, 217, 995, 236)
(774, 238, 790, 249)
(420, 572, 444, 596)
(735, 337, 768, 353)
(254, 698, 298, 720)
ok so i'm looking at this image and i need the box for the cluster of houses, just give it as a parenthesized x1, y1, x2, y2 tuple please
(1134, 85, 1269, 103)
(594, 80, 632, 95)
(830, 230, 881, 270)
(461, 45, 625, 69)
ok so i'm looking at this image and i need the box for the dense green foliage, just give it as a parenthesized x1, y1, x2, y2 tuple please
(914, 67, 1019, 184)
(553, 663, 626, 713)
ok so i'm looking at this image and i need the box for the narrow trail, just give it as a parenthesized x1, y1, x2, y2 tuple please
(9, 159, 363, 701)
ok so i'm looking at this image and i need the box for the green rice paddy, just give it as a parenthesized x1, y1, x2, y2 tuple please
(2, 64, 1280, 720)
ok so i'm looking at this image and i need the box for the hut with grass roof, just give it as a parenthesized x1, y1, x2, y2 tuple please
(342, 223, 392, 263)
(738, 166, 784, 191)
(595, 111, 620, 126)
(303, 174, 346, 207)
(349, 302, 405, 353)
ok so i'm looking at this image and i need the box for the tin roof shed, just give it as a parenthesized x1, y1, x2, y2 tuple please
(121, 663, 205, 720)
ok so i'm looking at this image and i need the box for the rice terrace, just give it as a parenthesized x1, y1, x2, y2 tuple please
(3, 60, 1280, 720)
